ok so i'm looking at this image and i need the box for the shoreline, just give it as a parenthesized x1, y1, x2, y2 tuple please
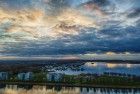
(0, 82, 140, 89)
(0, 59, 140, 64)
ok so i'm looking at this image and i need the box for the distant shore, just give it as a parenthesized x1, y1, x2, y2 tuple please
(0, 82, 140, 89)
(0, 59, 139, 72)
(0, 59, 140, 64)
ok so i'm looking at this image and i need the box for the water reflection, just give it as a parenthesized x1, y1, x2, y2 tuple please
(0, 85, 140, 94)
(85, 62, 139, 69)
(55, 62, 140, 76)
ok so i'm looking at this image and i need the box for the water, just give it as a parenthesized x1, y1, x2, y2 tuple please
(48, 62, 140, 76)
(0, 61, 140, 94)
(0, 85, 140, 94)
(1, 61, 140, 76)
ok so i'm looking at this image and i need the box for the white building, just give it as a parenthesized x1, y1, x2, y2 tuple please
(47, 72, 63, 82)
(18, 72, 33, 81)
(0, 72, 8, 80)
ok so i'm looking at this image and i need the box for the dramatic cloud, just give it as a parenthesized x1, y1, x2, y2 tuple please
(0, 0, 140, 57)
(127, 8, 140, 18)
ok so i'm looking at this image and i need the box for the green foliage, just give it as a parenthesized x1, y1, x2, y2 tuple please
(1, 72, 140, 87)
(33, 72, 46, 82)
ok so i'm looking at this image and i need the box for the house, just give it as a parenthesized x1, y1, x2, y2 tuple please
(0, 72, 8, 80)
(47, 72, 63, 82)
(18, 72, 33, 81)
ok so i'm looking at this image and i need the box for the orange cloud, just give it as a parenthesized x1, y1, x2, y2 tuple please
(106, 52, 116, 55)
(0, 8, 100, 39)
(84, 3, 106, 17)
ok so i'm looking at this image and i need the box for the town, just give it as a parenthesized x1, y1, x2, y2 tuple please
(0, 71, 140, 87)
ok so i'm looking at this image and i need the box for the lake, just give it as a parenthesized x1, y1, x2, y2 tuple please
(0, 61, 140, 94)
(0, 60, 140, 77)
(43, 62, 140, 76)
(0, 85, 140, 94)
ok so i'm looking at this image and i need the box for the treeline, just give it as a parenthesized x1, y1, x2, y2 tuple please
(2, 72, 140, 87)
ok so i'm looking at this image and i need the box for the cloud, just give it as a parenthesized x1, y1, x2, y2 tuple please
(0, 0, 140, 56)
(81, 2, 107, 17)
(0, 7, 100, 38)
(127, 8, 140, 18)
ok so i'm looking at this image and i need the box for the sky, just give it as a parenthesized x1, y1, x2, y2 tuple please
(0, 0, 140, 58)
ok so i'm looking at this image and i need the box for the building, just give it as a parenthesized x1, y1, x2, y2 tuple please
(18, 72, 33, 81)
(0, 72, 8, 80)
(47, 72, 63, 82)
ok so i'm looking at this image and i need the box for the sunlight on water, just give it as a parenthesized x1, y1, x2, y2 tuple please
(55, 62, 140, 76)
(0, 85, 80, 94)
(0, 85, 140, 94)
